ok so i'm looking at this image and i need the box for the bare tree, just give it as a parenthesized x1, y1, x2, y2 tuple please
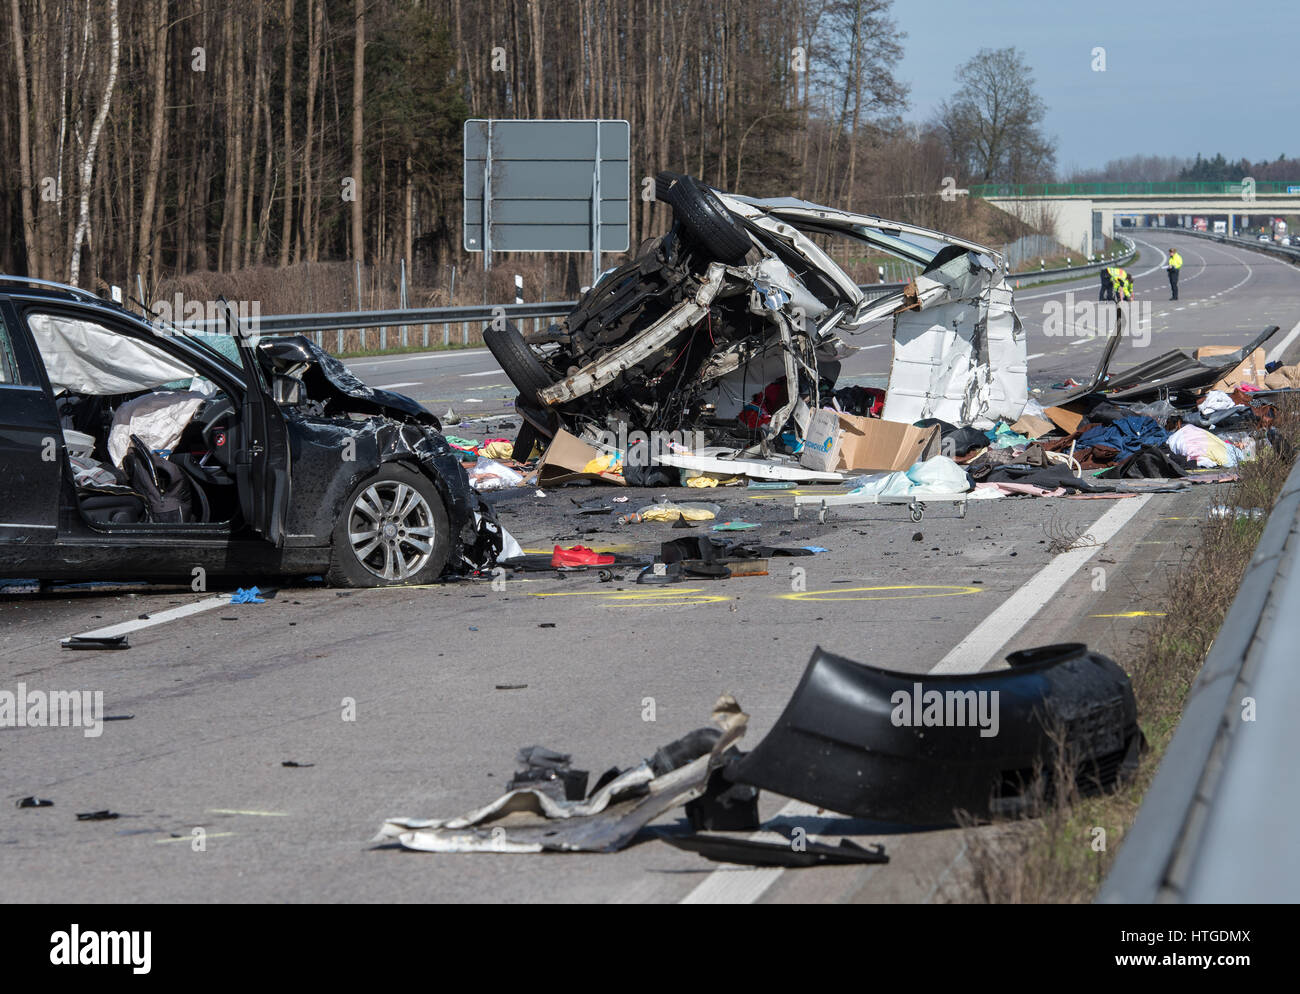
(69, 0, 121, 286)
(936, 47, 1055, 184)
(351, 0, 364, 262)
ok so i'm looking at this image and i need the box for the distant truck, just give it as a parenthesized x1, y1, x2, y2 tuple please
(1213, 220, 1227, 234)
(1274, 219, 1289, 241)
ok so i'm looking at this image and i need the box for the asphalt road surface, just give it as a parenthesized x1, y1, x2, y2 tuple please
(2, 231, 1297, 903)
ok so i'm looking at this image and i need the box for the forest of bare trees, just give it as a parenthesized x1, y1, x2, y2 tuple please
(1, 0, 1048, 303)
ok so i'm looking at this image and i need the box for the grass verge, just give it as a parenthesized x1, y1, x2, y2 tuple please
(960, 398, 1300, 903)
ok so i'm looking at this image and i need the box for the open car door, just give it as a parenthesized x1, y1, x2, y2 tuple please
(232, 321, 291, 546)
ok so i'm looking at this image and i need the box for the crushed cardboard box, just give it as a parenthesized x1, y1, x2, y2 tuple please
(1195, 345, 1268, 392)
(536, 429, 627, 486)
(800, 410, 940, 473)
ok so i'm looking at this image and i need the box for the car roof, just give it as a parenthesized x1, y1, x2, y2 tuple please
(0, 276, 248, 385)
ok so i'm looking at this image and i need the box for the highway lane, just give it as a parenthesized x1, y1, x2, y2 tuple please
(2, 230, 1298, 904)
(0, 478, 1224, 903)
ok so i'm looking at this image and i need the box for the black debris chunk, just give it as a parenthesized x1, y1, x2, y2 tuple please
(663, 833, 889, 867)
(60, 635, 130, 651)
(508, 745, 589, 801)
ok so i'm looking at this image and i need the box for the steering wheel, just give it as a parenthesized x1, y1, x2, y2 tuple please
(199, 396, 236, 469)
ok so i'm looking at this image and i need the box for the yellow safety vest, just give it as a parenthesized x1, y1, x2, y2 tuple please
(1169, 252, 1183, 269)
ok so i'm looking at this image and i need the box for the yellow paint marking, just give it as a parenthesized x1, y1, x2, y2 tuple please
(1089, 611, 1166, 618)
(779, 584, 983, 602)
(207, 808, 289, 817)
(530, 588, 730, 606)
(746, 488, 854, 500)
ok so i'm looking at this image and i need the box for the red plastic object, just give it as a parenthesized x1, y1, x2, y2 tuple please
(551, 545, 615, 567)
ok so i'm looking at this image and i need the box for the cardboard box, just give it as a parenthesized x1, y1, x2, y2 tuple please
(1196, 345, 1268, 392)
(1043, 403, 1086, 435)
(1011, 413, 1055, 439)
(535, 429, 627, 486)
(800, 410, 940, 473)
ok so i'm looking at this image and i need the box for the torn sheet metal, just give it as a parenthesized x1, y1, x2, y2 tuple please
(375, 696, 747, 853)
(259, 336, 438, 425)
(733, 644, 1142, 826)
(880, 252, 1027, 428)
(1103, 325, 1280, 401)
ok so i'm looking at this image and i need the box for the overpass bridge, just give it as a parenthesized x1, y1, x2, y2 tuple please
(973, 181, 1300, 256)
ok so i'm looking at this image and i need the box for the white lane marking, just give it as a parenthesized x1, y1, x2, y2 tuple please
(932, 495, 1151, 674)
(1267, 317, 1300, 363)
(348, 349, 489, 367)
(70, 595, 234, 640)
(461, 369, 506, 377)
(679, 801, 823, 905)
(682, 494, 1154, 904)
(1026, 353, 1046, 360)
(856, 343, 887, 351)
(374, 381, 421, 389)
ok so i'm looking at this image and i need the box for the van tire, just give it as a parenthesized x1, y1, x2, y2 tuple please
(655, 172, 752, 265)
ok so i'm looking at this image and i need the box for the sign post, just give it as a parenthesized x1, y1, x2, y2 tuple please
(464, 119, 630, 282)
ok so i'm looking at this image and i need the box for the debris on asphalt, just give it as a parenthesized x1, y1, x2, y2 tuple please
(76, 810, 120, 821)
(551, 545, 615, 567)
(507, 746, 589, 801)
(732, 643, 1144, 825)
(17, 796, 54, 808)
(60, 635, 130, 651)
(375, 695, 747, 853)
(663, 833, 889, 868)
(230, 587, 265, 604)
(281, 761, 315, 768)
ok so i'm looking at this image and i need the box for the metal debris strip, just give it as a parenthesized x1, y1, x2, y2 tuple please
(375, 695, 746, 854)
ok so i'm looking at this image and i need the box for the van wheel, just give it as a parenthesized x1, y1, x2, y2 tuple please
(484, 321, 557, 405)
(655, 172, 752, 265)
(327, 464, 450, 587)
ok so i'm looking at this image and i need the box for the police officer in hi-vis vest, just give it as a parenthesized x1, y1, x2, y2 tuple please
(1164, 248, 1183, 300)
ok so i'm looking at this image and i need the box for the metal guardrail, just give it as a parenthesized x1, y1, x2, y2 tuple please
(972, 180, 1300, 198)
(168, 241, 1137, 353)
(1174, 227, 1300, 264)
(1099, 450, 1300, 902)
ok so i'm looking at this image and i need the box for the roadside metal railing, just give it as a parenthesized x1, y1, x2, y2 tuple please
(167, 239, 1137, 354)
(971, 180, 1300, 198)
(1172, 226, 1300, 264)
(1099, 450, 1300, 902)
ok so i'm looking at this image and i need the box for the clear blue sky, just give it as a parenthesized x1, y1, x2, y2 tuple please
(888, 0, 1296, 175)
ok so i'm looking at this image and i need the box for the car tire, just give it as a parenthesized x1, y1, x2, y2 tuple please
(484, 321, 557, 405)
(327, 464, 451, 587)
(655, 171, 752, 265)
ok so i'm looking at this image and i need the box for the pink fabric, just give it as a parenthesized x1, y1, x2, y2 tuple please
(974, 482, 1067, 498)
